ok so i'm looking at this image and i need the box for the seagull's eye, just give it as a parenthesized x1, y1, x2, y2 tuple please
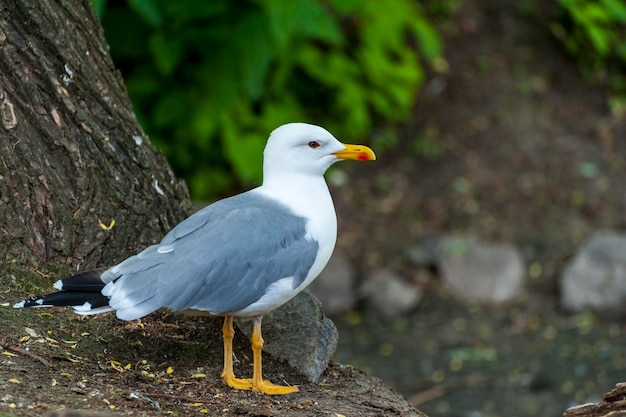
(308, 141, 321, 149)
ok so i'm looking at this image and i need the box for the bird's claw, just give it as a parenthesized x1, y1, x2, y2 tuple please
(222, 371, 298, 395)
(252, 379, 299, 395)
(222, 373, 253, 391)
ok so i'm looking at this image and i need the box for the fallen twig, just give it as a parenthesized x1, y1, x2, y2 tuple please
(135, 391, 209, 404)
(408, 371, 493, 406)
(3, 343, 57, 368)
(85, 377, 209, 404)
(408, 384, 449, 406)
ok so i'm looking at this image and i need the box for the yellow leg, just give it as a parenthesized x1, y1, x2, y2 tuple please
(250, 315, 299, 395)
(220, 316, 252, 390)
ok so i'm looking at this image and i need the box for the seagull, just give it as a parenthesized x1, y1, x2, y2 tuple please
(14, 123, 375, 395)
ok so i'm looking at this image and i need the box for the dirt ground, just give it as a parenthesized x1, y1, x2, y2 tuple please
(1, 1, 626, 417)
(0, 306, 421, 416)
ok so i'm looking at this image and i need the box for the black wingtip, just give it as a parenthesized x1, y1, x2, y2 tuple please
(55, 268, 108, 292)
(14, 268, 112, 310)
(13, 296, 45, 309)
(14, 291, 111, 310)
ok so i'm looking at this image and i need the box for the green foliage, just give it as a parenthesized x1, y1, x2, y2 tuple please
(96, 0, 441, 199)
(553, 0, 626, 92)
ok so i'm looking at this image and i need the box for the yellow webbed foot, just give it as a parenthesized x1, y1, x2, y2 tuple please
(252, 379, 299, 395)
(222, 315, 298, 395)
(222, 372, 253, 391)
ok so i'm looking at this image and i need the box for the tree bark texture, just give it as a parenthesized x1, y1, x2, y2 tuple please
(0, 0, 190, 269)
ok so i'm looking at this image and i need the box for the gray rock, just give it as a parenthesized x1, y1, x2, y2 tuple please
(308, 254, 356, 315)
(560, 232, 626, 317)
(437, 236, 525, 303)
(236, 290, 337, 383)
(360, 268, 422, 318)
(406, 235, 444, 267)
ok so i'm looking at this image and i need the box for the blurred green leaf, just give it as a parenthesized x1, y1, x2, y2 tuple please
(231, 12, 273, 100)
(128, 0, 161, 26)
(149, 32, 183, 76)
(413, 18, 443, 59)
(164, 1, 228, 21)
(555, 0, 626, 93)
(584, 24, 609, 55)
(221, 118, 265, 184)
(262, 0, 343, 51)
(100, 0, 442, 199)
(92, 0, 107, 17)
(582, 3, 611, 23)
(600, 0, 626, 20)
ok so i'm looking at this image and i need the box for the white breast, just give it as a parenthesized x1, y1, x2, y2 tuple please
(238, 175, 337, 315)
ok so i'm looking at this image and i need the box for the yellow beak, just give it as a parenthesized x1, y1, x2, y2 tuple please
(333, 144, 376, 161)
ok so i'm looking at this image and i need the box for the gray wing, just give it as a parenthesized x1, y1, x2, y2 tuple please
(101, 192, 319, 320)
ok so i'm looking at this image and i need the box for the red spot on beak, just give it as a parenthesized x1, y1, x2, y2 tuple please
(357, 153, 369, 161)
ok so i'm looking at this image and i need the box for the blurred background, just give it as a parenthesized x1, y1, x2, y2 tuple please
(95, 0, 626, 416)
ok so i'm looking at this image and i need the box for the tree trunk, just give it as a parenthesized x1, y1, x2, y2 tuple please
(0, 0, 190, 270)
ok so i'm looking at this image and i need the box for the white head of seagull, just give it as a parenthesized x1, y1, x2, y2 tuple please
(262, 123, 376, 180)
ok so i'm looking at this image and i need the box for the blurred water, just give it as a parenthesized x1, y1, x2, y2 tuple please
(332, 293, 626, 417)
